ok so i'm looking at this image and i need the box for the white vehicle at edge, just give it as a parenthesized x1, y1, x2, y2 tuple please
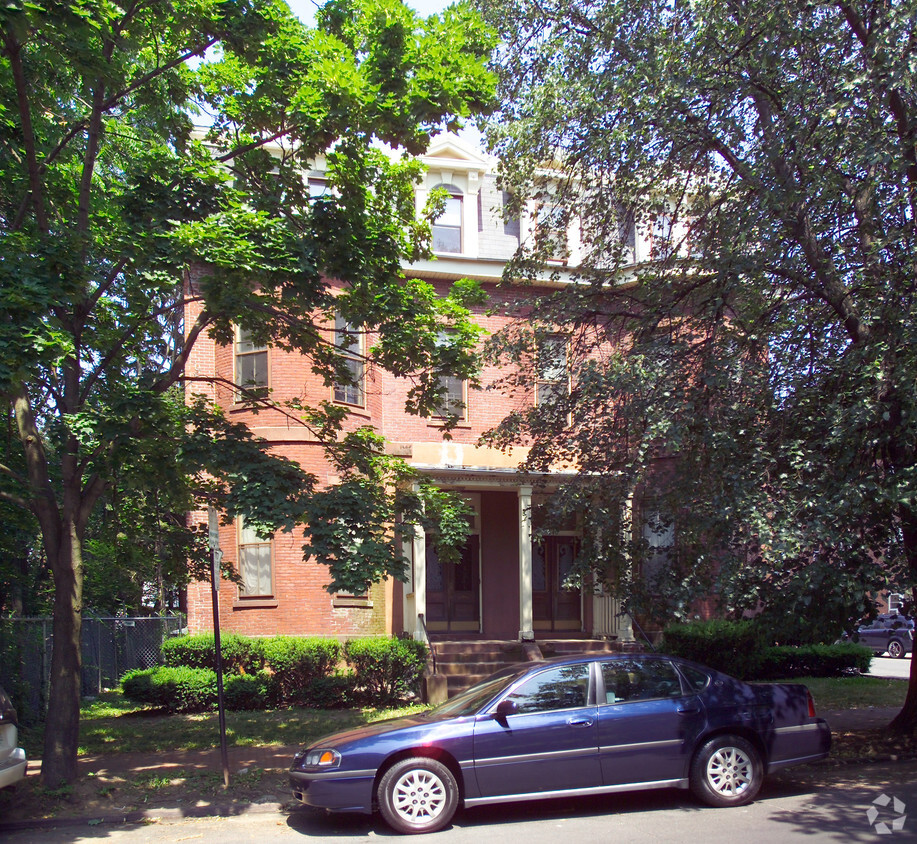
(0, 685, 27, 789)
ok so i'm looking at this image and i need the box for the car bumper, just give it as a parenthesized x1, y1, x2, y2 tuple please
(0, 748, 27, 789)
(766, 718, 831, 773)
(289, 768, 376, 814)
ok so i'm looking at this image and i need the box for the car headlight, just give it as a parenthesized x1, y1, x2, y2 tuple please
(296, 748, 342, 770)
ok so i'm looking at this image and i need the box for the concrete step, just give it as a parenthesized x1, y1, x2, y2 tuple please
(435, 653, 518, 666)
(436, 661, 514, 676)
(445, 673, 491, 695)
(538, 639, 622, 656)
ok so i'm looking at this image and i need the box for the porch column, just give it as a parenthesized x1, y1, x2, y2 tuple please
(407, 482, 428, 644)
(411, 522, 428, 643)
(518, 485, 534, 640)
(619, 492, 635, 642)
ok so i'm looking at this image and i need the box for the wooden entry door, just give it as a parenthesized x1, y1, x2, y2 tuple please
(426, 535, 481, 632)
(533, 536, 581, 631)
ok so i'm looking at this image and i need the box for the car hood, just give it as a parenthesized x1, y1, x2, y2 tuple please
(304, 709, 460, 751)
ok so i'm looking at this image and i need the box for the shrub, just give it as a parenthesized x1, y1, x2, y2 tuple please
(307, 673, 358, 709)
(755, 643, 872, 680)
(344, 636, 428, 706)
(161, 634, 263, 674)
(662, 619, 767, 679)
(223, 672, 269, 710)
(121, 666, 217, 712)
(261, 637, 343, 706)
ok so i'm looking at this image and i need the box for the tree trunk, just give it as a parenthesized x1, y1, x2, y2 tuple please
(40, 524, 83, 788)
(889, 586, 917, 734)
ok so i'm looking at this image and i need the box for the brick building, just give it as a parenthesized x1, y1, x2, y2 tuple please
(184, 134, 668, 647)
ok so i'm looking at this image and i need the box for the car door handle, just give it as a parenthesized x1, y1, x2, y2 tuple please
(677, 703, 701, 715)
(567, 717, 594, 728)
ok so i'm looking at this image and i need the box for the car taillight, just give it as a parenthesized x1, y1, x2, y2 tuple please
(806, 690, 817, 718)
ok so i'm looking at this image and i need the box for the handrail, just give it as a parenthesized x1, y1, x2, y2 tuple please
(418, 612, 436, 674)
(617, 608, 655, 651)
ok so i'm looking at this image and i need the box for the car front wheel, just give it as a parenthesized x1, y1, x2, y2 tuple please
(378, 756, 459, 834)
(888, 639, 906, 659)
(690, 735, 763, 807)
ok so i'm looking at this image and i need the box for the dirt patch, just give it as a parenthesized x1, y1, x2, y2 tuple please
(0, 759, 296, 825)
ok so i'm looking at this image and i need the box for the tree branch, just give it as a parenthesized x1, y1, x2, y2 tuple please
(3, 29, 49, 232)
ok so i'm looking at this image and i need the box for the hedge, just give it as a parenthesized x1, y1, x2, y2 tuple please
(259, 637, 343, 706)
(121, 666, 217, 712)
(123, 634, 427, 712)
(344, 636, 428, 707)
(662, 620, 873, 680)
(161, 633, 263, 674)
(662, 619, 767, 679)
(756, 643, 873, 679)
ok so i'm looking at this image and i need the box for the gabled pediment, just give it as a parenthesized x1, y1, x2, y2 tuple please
(423, 132, 491, 170)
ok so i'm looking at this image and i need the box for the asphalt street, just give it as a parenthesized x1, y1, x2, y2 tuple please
(5, 760, 915, 843)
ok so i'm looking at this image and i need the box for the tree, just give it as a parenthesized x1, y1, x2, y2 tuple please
(476, 0, 917, 730)
(0, 0, 494, 785)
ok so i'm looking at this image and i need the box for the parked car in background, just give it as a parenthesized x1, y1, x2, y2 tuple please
(851, 614, 915, 659)
(290, 653, 831, 834)
(0, 685, 26, 789)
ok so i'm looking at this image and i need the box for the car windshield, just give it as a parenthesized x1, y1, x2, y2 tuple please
(429, 669, 523, 718)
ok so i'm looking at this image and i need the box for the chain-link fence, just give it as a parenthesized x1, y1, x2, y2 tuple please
(0, 614, 184, 724)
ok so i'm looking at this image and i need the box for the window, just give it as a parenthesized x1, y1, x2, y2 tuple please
(502, 191, 521, 240)
(432, 190, 463, 254)
(238, 518, 272, 597)
(601, 658, 682, 704)
(431, 332, 467, 420)
(505, 663, 590, 713)
(678, 665, 710, 693)
(642, 508, 674, 588)
(534, 202, 567, 261)
(433, 375, 466, 419)
(308, 177, 330, 198)
(535, 335, 569, 406)
(333, 314, 365, 406)
(650, 213, 674, 259)
(234, 327, 268, 399)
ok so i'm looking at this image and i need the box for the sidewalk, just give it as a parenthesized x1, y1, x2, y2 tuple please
(0, 706, 907, 833)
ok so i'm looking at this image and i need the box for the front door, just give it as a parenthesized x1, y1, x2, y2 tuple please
(426, 536, 480, 632)
(533, 536, 582, 631)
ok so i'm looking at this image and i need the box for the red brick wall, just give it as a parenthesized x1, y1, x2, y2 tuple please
(183, 274, 553, 637)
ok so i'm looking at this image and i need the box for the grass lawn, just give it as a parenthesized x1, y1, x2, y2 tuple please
(16, 674, 908, 761)
(790, 675, 908, 710)
(19, 693, 430, 759)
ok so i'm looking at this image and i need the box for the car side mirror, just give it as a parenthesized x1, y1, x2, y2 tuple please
(493, 699, 518, 719)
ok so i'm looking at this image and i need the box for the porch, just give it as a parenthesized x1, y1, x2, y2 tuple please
(399, 482, 636, 647)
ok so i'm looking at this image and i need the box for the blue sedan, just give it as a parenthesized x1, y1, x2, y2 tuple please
(290, 653, 831, 834)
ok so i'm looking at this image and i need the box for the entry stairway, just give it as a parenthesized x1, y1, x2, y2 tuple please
(428, 637, 631, 697)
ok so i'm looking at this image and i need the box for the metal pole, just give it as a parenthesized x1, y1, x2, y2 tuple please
(208, 508, 230, 788)
(210, 563, 230, 788)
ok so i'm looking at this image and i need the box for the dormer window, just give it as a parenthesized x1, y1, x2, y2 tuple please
(432, 188, 463, 254)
